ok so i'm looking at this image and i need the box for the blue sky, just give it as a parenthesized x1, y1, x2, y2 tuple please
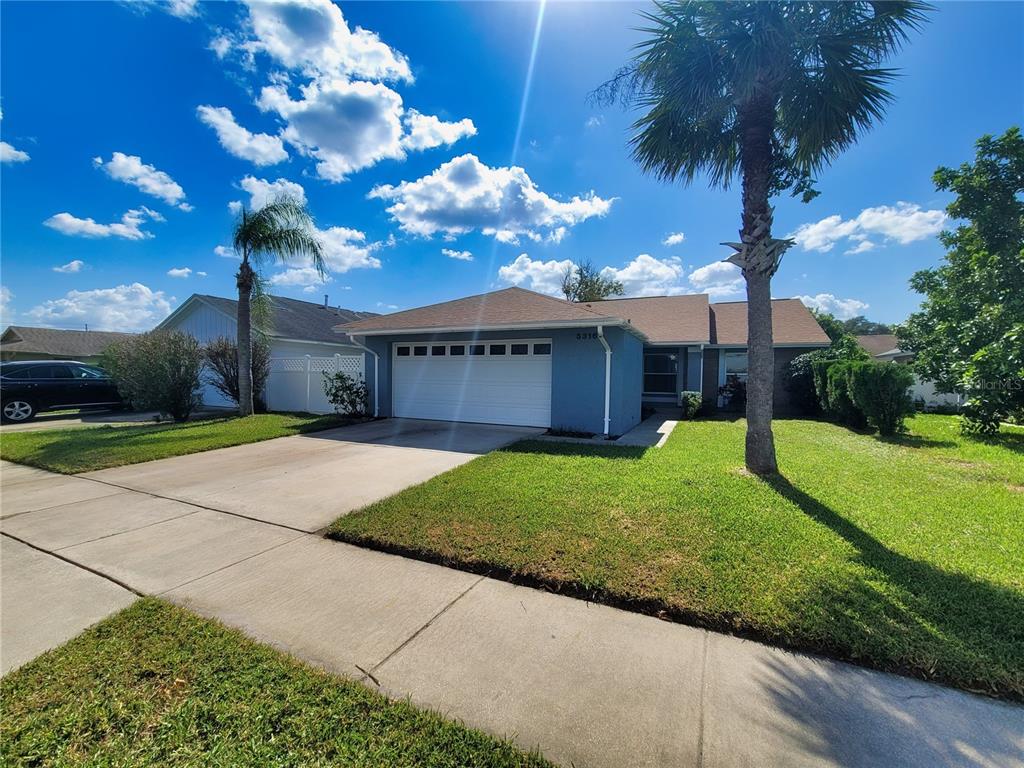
(1, 0, 1021, 331)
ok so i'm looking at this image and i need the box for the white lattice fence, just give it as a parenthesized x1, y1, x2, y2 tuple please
(265, 354, 364, 414)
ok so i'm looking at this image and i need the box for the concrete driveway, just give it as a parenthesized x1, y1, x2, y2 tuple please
(80, 419, 542, 532)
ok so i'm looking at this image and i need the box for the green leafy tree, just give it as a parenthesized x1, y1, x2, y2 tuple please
(561, 259, 625, 302)
(898, 127, 1024, 433)
(231, 197, 324, 416)
(842, 316, 893, 335)
(595, 1, 928, 473)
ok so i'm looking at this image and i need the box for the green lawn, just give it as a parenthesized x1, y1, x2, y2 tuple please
(329, 414, 1024, 700)
(0, 413, 356, 474)
(0, 599, 550, 767)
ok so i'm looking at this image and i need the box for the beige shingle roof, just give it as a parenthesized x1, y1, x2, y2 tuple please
(338, 287, 635, 335)
(584, 295, 710, 343)
(0, 326, 134, 358)
(709, 299, 831, 345)
(856, 334, 901, 357)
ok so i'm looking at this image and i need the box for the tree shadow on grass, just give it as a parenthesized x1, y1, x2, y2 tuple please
(500, 440, 649, 461)
(763, 474, 1024, 700)
(876, 433, 958, 449)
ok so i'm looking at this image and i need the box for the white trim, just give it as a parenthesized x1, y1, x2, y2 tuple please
(343, 318, 647, 341)
(597, 325, 611, 436)
(272, 336, 364, 350)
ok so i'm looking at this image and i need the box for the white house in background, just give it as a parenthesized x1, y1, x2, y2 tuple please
(157, 293, 376, 411)
(856, 334, 961, 410)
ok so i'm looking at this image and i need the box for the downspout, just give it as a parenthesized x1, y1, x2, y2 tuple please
(597, 325, 611, 436)
(347, 335, 379, 417)
(697, 343, 705, 405)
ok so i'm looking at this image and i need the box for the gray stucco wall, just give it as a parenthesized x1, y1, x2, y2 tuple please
(361, 326, 643, 435)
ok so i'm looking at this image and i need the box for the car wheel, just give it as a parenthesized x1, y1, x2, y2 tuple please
(2, 400, 36, 423)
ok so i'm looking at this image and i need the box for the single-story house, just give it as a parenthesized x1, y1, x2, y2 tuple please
(338, 287, 830, 436)
(855, 334, 961, 409)
(0, 326, 133, 365)
(157, 293, 376, 410)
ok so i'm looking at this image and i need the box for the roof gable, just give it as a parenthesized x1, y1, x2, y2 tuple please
(339, 287, 633, 335)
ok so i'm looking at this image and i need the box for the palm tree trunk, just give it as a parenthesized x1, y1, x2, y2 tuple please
(236, 259, 255, 417)
(738, 96, 779, 475)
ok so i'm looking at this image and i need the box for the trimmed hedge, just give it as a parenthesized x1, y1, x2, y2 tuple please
(813, 359, 915, 435)
(679, 391, 702, 419)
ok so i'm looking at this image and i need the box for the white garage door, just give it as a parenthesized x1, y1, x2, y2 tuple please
(392, 339, 552, 427)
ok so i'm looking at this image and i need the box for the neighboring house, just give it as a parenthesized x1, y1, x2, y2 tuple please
(157, 293, 377, 409)
(0, 326, 133, 365)
(855, 334, 961, 409)
(338, 287, 830, 436)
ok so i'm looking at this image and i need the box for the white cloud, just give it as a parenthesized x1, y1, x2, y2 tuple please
(268, 266, 330, 289)
(258, 77, 407, 182)
(0, 141, 30, 163)
(25, 283, 173, 332)
(662, 232, 686, 246)
(600, 254, 686, 297)
(0, 285, 13, 322)
(400, 110, 476, 151)
(214, 245, 236, 258)
(318, 226, 382, 273)
(370, 154, 615, 243)
(44, 208, 162, 240)
(796, 293, 870, 320)
(233, 175, 307, 211)
(791, 202, 946, 253)
(234, 0, 412, 82)
(196, 271, 207, 277)
(687, 260, 744, 299)
(585, 115, 604, 129)
(441, 248, 473, 262)
(376, 301, 398, 310)
(93, 152, 189, 209)
(167, 267, 192, 278)
(53, 260, 85, 274)
(197, 105, 289, 166)
(166, 0, 198, 18)
(497, 253, 573, 296)
(844, 239, 876, 255)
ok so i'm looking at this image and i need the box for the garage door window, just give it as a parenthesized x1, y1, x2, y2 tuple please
(489, 344, 506, 356)
(511, 343, 529, 355)
(431, 346, 446, 356)
(450, 345, 465, 355)
(470, 344, 485, 356)
(397, 346, 410, 356)
(414, 346, 428, 356)
(533, 343, 551, 355)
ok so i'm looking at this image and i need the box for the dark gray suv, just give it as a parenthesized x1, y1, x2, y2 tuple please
(0, 360, 123, 423)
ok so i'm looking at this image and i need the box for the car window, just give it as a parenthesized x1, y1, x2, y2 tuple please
(46, 365, 74, 379)
(1, 366, 34, 379)
(71, 365, 105, 379)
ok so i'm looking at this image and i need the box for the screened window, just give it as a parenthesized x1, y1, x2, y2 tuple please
(413, 346, 428, 357)
(450, 345, 465, 356)
(533, 343, 551, 355)
(469, 344, 486, 356)
(510, 343, 529, 355)
(396, 346, 410, 357)
(431, 345, 446, 356)
(643, 353, 677, 394)
(489, 344, 506, 356)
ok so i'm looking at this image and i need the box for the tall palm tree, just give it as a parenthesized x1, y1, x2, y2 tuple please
(231, 197, 325, 416)
(596, 1, 928, 474)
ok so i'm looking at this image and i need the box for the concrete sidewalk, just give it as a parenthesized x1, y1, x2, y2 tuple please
(1, 460, 1021, 767)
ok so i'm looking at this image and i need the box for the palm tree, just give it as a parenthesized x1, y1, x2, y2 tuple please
(596, 1, 928, 474)
(231, 197, 325, 416)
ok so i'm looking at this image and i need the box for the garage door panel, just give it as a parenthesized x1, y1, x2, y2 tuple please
(393, 340, 551, 428)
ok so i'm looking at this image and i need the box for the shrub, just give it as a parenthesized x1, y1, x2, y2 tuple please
(323, 371, 369, 417)
(824, 361, 867, 428)
(204, 336, 271, 412)
(848, 362, 915, 435)
(100, 331, 202, 422)
(786, 336, 868, 415)
(679, 390, 702, 419)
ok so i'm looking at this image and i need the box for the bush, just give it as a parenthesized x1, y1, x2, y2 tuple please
(679, 391, 702, 419)
(101, 331, 202, 422)
(323, 371, 369, 417)
(786, 336, 868, 415)
(204, 336, 271, 412)
(824, 361, 867, 428)
(848, 362, 915, 435)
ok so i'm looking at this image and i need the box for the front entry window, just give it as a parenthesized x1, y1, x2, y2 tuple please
(644, 353, 677, 394)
